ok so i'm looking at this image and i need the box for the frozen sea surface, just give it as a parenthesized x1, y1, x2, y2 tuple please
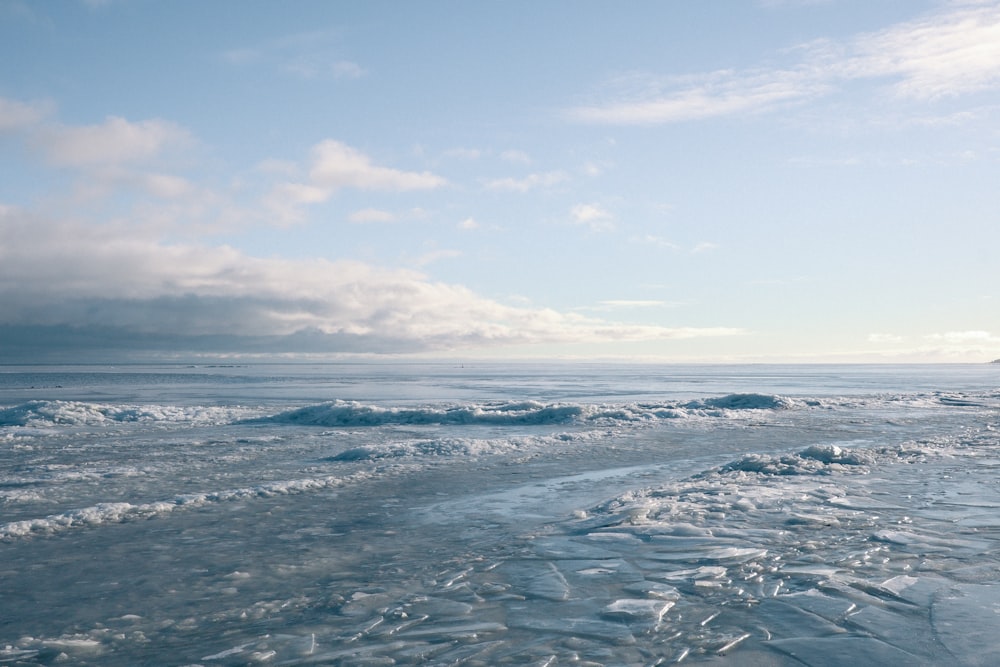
(0, 363, 999, 665)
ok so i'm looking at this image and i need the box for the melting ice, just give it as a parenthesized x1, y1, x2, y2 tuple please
(0, 363, 998, 665)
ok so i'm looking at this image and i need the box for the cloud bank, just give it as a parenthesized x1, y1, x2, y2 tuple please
(0, 207, 741, 361)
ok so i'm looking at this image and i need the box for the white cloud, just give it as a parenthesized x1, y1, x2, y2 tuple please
(222, 48, 259, 65)
(309, 140, 447, 192)
(255, 158, 300, 176)
(570, 69, 825, 125)
(445, 147, 482, 160)
(37, 116, 191, 167)
(349, 208, 397, 223)
(569, 2, 1000, 124)
(330, 60, 366, 79)
(223, 29, 366, 82)
(0, 104, 207, 212)
(925, 330, 1000, 345)
(868, 333, 905, 343)
(570, 203, 615, 232)
(411, 248, 462, 267)
(484, 171, 568, 192)
(458, 217, 480, 230)
(758, 0, 833, 7)
(634, 234, 681, 251)
(266, 140, 447, 223)
(859, 330, 1000, 361)
(0, 209, 743, 357)
(500, 149, 531, 164)
(691, 242, 718, 253)
(598, 300, 670, 308)
(844, 3, 1000, 99)
(0, 96, 49, 131)
(269, 182, 330, 211)
(73, 168, 197, 201)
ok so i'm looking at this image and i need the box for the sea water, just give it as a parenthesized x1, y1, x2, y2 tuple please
(0, 363, 998, 666)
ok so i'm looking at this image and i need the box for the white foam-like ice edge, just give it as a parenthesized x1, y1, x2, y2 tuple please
(586, 438, 976, 535)
(4, 390, 987, 430)
(251, 391, 997, 428)
(329, 430, 606, 462)
(0, 400, 262, 427)
(248, 394, 820, 428)
(0, 471, 377, 540)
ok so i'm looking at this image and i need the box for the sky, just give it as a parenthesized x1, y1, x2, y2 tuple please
(1, 0, 999, 363)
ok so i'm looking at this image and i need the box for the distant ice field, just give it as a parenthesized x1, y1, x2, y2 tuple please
(0, 363, 998, 665)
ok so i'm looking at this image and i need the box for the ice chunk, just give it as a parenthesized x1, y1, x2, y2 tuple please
(507, 614, 636, 645)
(499, 562, 571, 601)
(396, 621, 507, 640)
(622, 581, 681, 600)
(703, 546, 768, 563)
(657, 565, 728, 582)
(694, 394, 795, 410)
(602, 598, 674, 622)
(769, 636, 936, 666)
(932, 584, 1000, 666)
(880, 575, 918, 595)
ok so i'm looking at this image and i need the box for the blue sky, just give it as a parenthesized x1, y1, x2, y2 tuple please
(1, 0, 999, 362)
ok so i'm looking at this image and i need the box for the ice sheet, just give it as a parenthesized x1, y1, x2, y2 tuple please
(1, 363, 998, 665)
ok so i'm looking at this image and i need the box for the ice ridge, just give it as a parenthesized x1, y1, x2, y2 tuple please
(0, 473, 365, 540)
(0, 400, 256, 427)
(251, 394, 799, 428)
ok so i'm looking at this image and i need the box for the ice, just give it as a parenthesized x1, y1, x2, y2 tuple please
(932, 584, 1000, 666)
(693, 393, 797, 410)
(768, 636, 935, 666)
(2, 363, 1000, 665)
(498, 562, 572, 601)
(602, 598, 674, 621)
(0, 472, 364, 538)
(0, 399, 255, 426)
(253, 400, 585, 426)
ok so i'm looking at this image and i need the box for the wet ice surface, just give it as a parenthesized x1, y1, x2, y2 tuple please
(1, 364, 999, 665)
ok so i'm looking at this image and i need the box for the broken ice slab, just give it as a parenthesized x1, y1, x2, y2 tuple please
(768, 636, 937, 667)
(397, 595, 475, 619)
(870, 529, 988, 553)
(601, 598, 674, 622)
(777, 589, 857, 623)
(877, 574, 949, 607)
(622, 581, 682, 600)
(528, 535, 625, 560)
(394, 621, 507, 640)
(653, 565, 728, 582)
(506, 613, 637, 646)
(560, 558, 644, 581)
(753, 598, 849, 640)
(339, 591, 394, 617)
(845, 605, 942, 658)
(497, 561, 572, 601)
(932, 583, 1000, 667)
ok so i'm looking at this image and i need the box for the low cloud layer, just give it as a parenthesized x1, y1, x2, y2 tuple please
(0, 208, 741, 360)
